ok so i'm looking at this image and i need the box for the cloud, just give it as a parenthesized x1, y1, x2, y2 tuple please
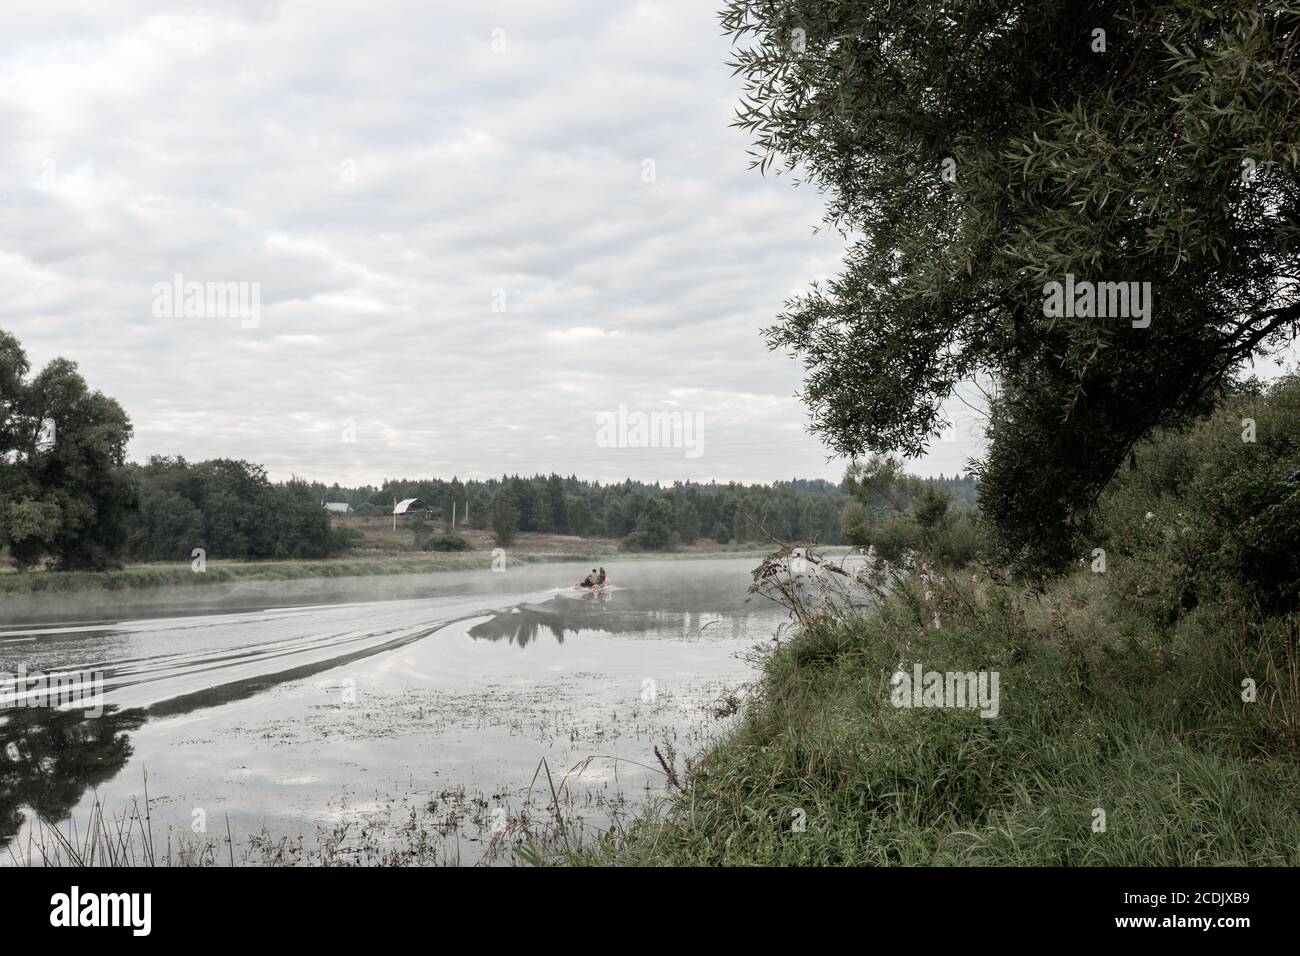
(0, 0, 983, 486)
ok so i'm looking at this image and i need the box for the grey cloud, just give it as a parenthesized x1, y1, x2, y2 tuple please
(0, 0, 985, 487)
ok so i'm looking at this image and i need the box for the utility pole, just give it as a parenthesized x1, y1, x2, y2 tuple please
(451, 501, 457, 533)
(393, 495, 397, 533)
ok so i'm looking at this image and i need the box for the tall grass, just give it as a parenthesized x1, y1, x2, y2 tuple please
(562, 568, 1300, 866)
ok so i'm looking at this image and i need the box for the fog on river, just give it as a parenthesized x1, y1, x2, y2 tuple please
(0, 558, 785, 865)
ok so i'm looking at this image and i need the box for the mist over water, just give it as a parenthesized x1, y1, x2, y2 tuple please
(0, 555, 768, 627)
(0, 557, 778, 865)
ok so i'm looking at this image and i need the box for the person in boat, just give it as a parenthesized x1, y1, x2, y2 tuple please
(579, 568, 598, 587)
(596, 567, 606, 586)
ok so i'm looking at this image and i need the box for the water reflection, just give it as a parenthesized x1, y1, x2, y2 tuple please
(0, 559, 768, 861)
(468, 594, 661, 647)
(0, 705, 145, 846)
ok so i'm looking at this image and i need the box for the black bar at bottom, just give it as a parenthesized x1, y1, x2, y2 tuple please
(1, 865, 1286, 941)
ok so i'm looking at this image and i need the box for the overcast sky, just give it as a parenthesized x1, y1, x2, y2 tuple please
(0, 0, 987, 487)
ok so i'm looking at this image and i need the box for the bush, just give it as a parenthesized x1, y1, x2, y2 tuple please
(572, 569, 1300, 865)
(620, 530, 676, 552)
(930, 510, 987, 568)
(711, 522, 731, 545)
(870, 514, 921, 562)
(840, 502, 872, 547)
(1099, 375, 1300, 616)
(842, 484, 984, 568)
(420, 533, 472, 552)
(491, 490, 520, 546)
(912, 485, 950, 533)
(331, 526, 365, 551)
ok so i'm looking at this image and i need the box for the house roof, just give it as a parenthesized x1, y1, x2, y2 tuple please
(393, 497, 429, 515)
(323, 502, 351, 512)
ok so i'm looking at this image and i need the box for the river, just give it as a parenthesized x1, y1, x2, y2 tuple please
(0, 557, 781, 865)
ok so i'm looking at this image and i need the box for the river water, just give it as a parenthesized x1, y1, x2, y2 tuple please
(0, 558, 782, 865)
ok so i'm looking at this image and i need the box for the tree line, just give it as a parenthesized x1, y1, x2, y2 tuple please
(4, 327, 979, 568)
(310, 474, 856, 548)
(308, 472, 977, 550)
(126, 457, 350, 563)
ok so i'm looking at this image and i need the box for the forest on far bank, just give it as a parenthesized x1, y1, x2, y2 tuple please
(3, 324, 978, 569)
(117, 459, 980, 563)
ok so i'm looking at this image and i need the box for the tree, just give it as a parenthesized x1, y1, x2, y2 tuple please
(843, 455, 916, 515)
(507, 476, 538, 532)
(840, 501, 872, 548)
(566, 496, 593, 536)
(272, 478, 340, 558)
(468, 488, 491, 530)
(123, 457, 346, 562)
(126, 480, 204, 560)
(602, 496, 629, 537)
(625, 497, 676, 551)
(491, 487, 520, 546)
(0, 331, 135, 570)
(727, 1, 1300, 573)
(543, 473, 567, 533)
(911, 486, 951, 537)
(674, 498, 700, 544)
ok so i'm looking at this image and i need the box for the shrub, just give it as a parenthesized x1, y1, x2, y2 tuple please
(420, 533, 472, 552)
(840, 501, 872, 547)
(620, 530, 676, 552)
(912, 485, 950, 533)
(491, 490, 519, 546)
(930, 510, 987, 568)
(331, 526, 365, 551)
(871, 514, 922, 563)
(1100, 375, 1300, 616)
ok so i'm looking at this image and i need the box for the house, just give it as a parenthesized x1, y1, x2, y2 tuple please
(392, 497, 431, 531)
(323, 501, 352, 514)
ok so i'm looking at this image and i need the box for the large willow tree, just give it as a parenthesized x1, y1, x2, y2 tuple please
(727, 1, 1300, 572)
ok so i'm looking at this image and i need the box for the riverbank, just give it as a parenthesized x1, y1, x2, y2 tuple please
(0, 539, 769, 624)
(0, 529, 767, 598)
(566, 565, 1300, 865)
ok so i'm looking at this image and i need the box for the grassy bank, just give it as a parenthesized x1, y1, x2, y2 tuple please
(0, 554, 505, 596)
(0, 541, 768, 597)
(543, 378, 1300, 866)
(562, 565, 1300, 865)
